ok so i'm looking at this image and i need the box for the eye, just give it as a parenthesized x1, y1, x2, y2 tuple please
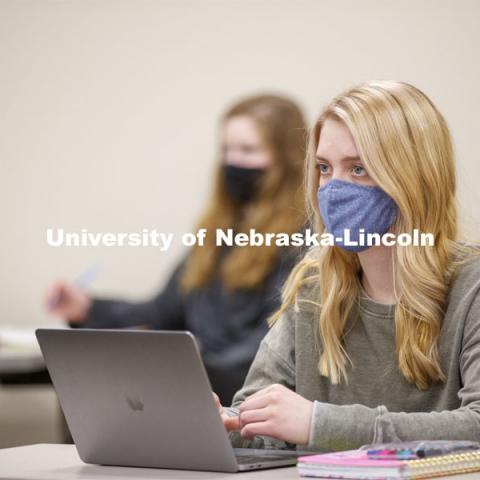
(317, 163, 331, 175)
(352, 165, 367, 177)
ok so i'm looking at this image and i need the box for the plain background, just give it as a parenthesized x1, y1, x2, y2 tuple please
(1, 0, 480, 327)
(1, 0, 479, 449)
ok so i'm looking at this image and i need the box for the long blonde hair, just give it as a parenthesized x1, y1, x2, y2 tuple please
(270, 81, 476, 391)
(180, 94, 307, 292)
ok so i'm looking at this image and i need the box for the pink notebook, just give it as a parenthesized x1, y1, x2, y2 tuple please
(297, 449, 480, 479)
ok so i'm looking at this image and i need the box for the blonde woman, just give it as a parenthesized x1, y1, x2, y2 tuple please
(46, 94, 307, 405)
(216, 81, 480, 451)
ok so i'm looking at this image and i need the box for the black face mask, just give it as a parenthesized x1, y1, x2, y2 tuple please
(222, 165, 265, 204)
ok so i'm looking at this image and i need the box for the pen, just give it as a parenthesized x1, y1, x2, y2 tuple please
(48, 264, 102, 310)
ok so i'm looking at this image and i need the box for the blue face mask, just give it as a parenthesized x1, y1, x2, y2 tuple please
(317, 179, 398, 252)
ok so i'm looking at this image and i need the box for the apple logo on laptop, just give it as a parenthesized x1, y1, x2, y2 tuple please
(124, 394, 144, 412)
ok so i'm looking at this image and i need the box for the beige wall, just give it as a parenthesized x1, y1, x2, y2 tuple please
(1, 0, 479, 449)
(1, 0, 479, 326)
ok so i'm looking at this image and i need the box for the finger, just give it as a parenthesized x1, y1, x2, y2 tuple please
(45, 283, 61, 308)
(240, 420, 275, 439)
(239, 392, 271, 412)
(212, 392, 220, 407)
(46, 291, 64, 311)
(239, 407, 270, 428)
(222, 414, 240, 431)
(46, 282, 71, 310)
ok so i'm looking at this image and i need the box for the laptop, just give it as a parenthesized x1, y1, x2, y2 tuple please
(36, 329, 316, 472)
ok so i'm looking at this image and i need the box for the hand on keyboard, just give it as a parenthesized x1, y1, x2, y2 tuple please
(213, 392, 241, 432)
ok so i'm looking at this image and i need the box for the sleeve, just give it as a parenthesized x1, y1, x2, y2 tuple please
(228, 305, 297, 450)
(80, 260, 186, 330)
(307, 288, 480, 451)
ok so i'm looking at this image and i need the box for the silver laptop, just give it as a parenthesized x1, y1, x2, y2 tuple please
(36, 329, 314, 472)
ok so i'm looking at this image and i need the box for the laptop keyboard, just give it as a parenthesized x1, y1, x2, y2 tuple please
(235, 452, 299, 465)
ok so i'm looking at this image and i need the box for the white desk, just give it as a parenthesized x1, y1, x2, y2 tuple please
(0, 347, 45, 375)
(0, 323, 65, 375)
(0, 444, 297, 479)
(1, 444, 480, 480)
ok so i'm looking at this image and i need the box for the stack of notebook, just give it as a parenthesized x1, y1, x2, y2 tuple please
(298, 441, 480, 479)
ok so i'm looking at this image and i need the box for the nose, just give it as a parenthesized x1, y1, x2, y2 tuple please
(331, 169, 350, 183)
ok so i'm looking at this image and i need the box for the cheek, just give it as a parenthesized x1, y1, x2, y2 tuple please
(254, 149, 274, 169)
(317, 172, 327, 188)
(356, 176, 377, 187)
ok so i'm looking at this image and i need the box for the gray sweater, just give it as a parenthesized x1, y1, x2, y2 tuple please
(229, 254, 480, 452)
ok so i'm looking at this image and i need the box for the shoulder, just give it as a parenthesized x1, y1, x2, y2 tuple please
(448, 253, 480, 303)
(444, 253, 480, 343)
(443, 254, 480, 359)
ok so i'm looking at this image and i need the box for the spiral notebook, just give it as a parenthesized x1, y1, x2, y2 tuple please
(297, 448, 480, 479)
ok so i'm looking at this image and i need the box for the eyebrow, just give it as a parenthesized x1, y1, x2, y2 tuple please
(315, 155, 362, 163)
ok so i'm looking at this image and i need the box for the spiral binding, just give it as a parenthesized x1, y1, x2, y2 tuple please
(405, 450, 480, 478)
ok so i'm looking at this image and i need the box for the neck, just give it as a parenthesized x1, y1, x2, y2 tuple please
(358, 245, 396, 305)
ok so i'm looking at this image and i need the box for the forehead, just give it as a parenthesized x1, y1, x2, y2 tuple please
(223, 115, 262, 144)
(316, 117, 358, 159)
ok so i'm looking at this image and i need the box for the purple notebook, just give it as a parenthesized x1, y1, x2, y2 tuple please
(297, 448, 480, 479)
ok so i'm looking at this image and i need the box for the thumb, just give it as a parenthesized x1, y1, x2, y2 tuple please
(212, 392, 222, 413)
(222, 414, 240, 432)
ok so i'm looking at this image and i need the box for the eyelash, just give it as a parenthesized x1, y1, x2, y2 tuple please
(316, 164, 366, 177)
